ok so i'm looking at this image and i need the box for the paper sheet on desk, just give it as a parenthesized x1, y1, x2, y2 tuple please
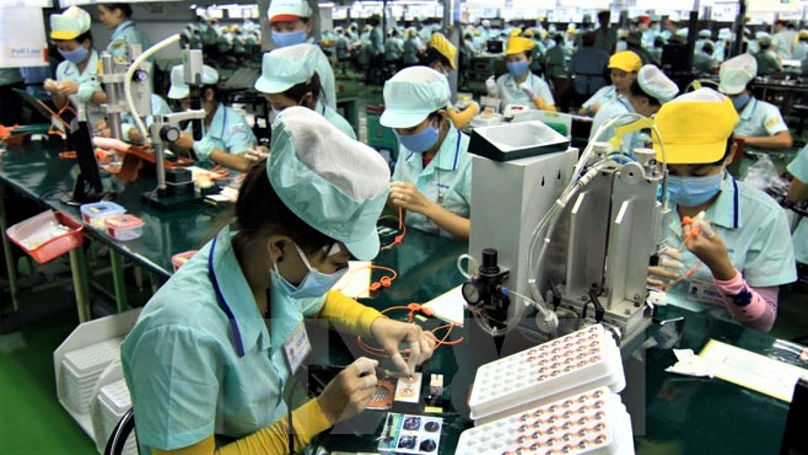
(331, 261, 371, 298)
(422, 285, 465, 327)
(699, 339, 808, 402)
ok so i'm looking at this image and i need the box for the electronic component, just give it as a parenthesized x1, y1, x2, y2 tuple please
(457, 387, 634, 455)
(429, 374, 444, 397)
(468, 324, 625, 424)
(367, 380, 395, 411)
(394, 372, 422, 405)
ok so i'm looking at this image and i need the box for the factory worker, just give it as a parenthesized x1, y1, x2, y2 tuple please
(267, 0, 336, 110)
(167, 64, 257, 173)
(718, 54, 792, 157)
(402, 28, 422, 66)
(254, 44, 355, 139)
(787, 146, 808, 289)
(381, 66, 472, 241)
(648, 89, 796, 332)
(580, 50, 642, 117)
(97, 3, 152, 60)
(422, 33, 480, 129)
(495, 37, 556, 111)
(44, 7, 107, 120)
(590, 64, 678, 152)
(122, 107, 435, 455)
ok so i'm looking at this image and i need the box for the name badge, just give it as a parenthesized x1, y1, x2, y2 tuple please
(283, 322, 311, 375)
(686, 278, 725, 307)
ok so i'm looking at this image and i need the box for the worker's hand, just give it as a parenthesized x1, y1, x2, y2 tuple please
(485, 75, 498, 97)
(44, 78, 59, 93)
(128, 128, 143, 143)
(519, 83, 536, 98)
(174, 131, 195, 150)
(389, 181, 436, 216)
(647, 247, 685, 289)
(57, 80, 80, 96)
(244, 145, 269, 162)
(681, 223, 736, 281)
(316, 357, 378, 425)
(369, 317, 436, 376)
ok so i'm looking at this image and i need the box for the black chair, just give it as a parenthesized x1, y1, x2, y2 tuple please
(104, 408, 137, 455)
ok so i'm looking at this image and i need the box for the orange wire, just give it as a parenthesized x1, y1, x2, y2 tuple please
(355, 304, 464, 358)
(379, 207, 407, 250)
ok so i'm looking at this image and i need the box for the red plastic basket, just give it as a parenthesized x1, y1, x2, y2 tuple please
(7, 211, 84, 264)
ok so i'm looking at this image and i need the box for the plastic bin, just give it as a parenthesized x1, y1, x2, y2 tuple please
(104, 214, 144, 241)
(6, 210, 84, 264)
(80, 201, 126, 230)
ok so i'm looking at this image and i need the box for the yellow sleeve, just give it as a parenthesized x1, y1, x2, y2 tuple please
(532, 96, 557, 112)
(446, 102, 480, 129)
(317, 290, 384, 337)
(153, 399, 332, 455)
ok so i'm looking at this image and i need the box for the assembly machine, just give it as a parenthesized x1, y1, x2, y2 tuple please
(461, 117, 667, 347)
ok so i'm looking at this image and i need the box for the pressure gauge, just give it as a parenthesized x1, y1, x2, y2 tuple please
(133, 70, 149, 82)
(462, 281, 481, 305)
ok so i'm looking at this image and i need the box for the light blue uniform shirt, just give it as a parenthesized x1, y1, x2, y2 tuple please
(121, 94, 172, 142)
(392, 125, 472, 237)
(317, 100, 356, 139)
(664, 175, 796, 317)
(582, 85, 618, 114)
(588, 96, 644, 153)
(192, 104, 257, 163)
(109, 21, 153, 62)
(495, 72, 555, 109)
(122, 229, 322, 453)
(56, 49, 102, 121)
(787, 145, 808, 264)
(735, 97, 788, 153)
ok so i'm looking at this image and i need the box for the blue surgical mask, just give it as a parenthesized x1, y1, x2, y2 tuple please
(272, 29, 307, 48)
(395, 122, 440, 154)
(732, 92, 751, 111)
(507, 60, 529, 78)
(58, 46, 88, 65)
(272, 243, 348, 299)
(667, 171, 724, 207)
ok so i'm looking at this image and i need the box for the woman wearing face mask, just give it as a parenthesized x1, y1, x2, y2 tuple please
(44, 7, 107, 119)
(254, 44, 355, 139)
(122, 108, 435, 455)
(496, 37, 556, 112)
(380, 66, 472, 241)
(579, 50, 642, 117)
(167, 64, 258, 173)
(266, 0, 336, 111)
(648, 89, 796, 332)
(421, 32, 480, 129)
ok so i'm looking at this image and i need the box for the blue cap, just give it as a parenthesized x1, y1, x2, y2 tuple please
(254, 44, 320, 94)
(267, 107, 390, 260)
(380, 66, 451, 129)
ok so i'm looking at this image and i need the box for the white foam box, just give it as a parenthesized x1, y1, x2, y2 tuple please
(54, 308, 141, 441)
(468, 324, 625, 424)
(457, 387, 634, 455)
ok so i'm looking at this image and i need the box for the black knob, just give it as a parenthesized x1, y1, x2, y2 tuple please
(160, 125, 180, 142)
(481, 248, 498, 273)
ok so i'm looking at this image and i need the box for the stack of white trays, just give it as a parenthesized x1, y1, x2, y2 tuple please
(468, 324, 625, 425)
(60, 338, 122, 415)
(97, 379, 137, 455)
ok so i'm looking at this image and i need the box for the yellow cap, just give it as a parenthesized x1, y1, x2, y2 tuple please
(430, 33, 457, 70)
(506, 36, 535, 55)
(799, 30, 808, 40)
(608, 51, 642, 72)
(510, 28, 523, 37)
(523, 29, 535, 37)
(653, 88, 739, 164)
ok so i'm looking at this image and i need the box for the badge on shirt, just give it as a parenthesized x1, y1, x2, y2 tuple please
(686, 278, 725, 308)
(283, 321, 311, 375)
(764, 116, 782, 130)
